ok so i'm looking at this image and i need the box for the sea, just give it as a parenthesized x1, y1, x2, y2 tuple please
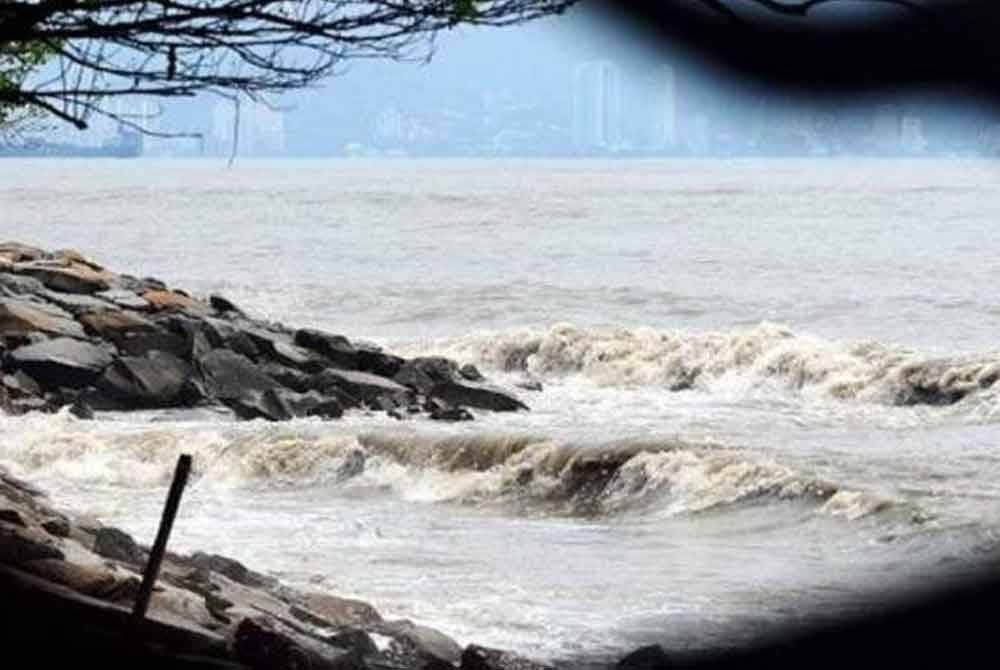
(2, 158, 1000, 663)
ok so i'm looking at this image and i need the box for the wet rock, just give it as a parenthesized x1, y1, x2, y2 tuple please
(68, 396, 95, 419)
(41, 517, 71, 538)
(197, 349, 280, 400)
(262, 363, 313, 393)
(297, 593, 384, 628)
(356, 345, 406, 378)
(13, 260, 112, 294)
(224, 388, 295, 422)
(294, 328, 363, 370)
(459, 363, 485, 382)
(327, 629, 378, 657)
(286, 391, 345, 420)
(429, 381, 528, 413)
(379, 620, 463, 667)
(0, 297, 87, 339)
(616, 644, 673, 669)
(425, 398, 474, 422)
(209, 294, 244, 316)
(95, 351, 193, 408)
(189, 551, 278, 589)
(247, 329, 323, 372)
(0, 524, 65, 564)
(20, 558, 140, 602)
(231, 617, 354, 670)
(395, 357, 461, 395)
(312, 369, 409, 406)
(461, 645, 554, 670)
(0, 508, 26, 526)
(5, 338, 113, 389)
(93, 526, 145, 565)
(2, 370, 41, 398)
(97, 288, 151, 311)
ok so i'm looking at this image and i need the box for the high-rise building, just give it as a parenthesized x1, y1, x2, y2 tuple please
(647, 64, 677, 150)
(572, 60, 623, 152)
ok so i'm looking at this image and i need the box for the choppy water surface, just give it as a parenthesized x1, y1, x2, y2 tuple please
(2, 158, 1000, 661)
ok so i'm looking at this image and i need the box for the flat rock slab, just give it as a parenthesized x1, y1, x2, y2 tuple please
(312, 369, 409, 404)
(6, 338, 113, 389)
(79, 309, 159, 339)
(0, 297, 87, 340)
(96, 289, 151, 311)
(14, 261, 112, 294)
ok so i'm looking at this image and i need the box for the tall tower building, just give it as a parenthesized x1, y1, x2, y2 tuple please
(572, 60, 623, 152)
(647, 64, 677, 150)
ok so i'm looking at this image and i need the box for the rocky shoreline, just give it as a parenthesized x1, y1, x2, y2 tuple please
(0, 241, 529, 422)
(0, 242, 667, 669)
(3, 460, 605, 670)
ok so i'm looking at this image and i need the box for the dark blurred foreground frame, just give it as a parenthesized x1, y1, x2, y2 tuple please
(591, 0, 1000, 101)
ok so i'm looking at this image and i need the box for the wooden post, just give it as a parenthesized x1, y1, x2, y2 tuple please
(133, 453, 192, 620)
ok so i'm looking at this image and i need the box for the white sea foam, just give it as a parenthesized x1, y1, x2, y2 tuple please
(400, 322, 1000, 410)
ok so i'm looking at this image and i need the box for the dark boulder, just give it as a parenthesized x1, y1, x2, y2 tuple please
(261, 363, 313, 393)
(616, 644, 673, 669)
(0, 524, 65, 564)
(189, 551, 277, 589)
(2, 370, 41, 398)
(461, 645, 555, 670)
(231, 617, 355, 670)
(114, 329, 189, 358)
(459, 363, 485, 382)
(245, 326, 324, 372)
(223, 388, 295, 422)
(430, 381, 528, 413)
(197, 349, 280, 400)
(424, 397, 473, 422)
(356, 344, 406, 378)
(209, 294, 245, 316)
(93, 526, 145, 565)
(41, 517, 72, 538)
(286, 390, 345, 420)
(294, 328, 362, 369)
(395, 357, 461, 395)
(5, 338, 113, 389)
(95, 351, 193, 408)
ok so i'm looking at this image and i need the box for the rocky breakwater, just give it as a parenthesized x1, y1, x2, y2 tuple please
(0, 242, 528, 422)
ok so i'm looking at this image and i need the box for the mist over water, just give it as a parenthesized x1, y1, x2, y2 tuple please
(2, 158, 1000, 660)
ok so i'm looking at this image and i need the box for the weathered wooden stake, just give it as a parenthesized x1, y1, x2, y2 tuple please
(133, 453, 192, 620)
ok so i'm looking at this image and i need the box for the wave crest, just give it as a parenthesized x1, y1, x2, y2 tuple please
(404, 322, 1000, 407)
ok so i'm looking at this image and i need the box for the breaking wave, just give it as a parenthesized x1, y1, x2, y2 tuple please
(0, 411, 900, 523)
(400, 322, 1000, 409)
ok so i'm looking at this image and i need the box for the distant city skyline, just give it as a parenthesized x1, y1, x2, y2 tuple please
(6, 9, 1000, 159)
